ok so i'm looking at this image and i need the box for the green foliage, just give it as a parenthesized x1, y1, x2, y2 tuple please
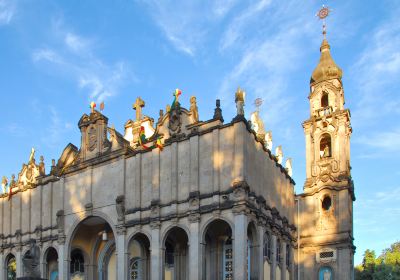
(355, 242, 400, 280)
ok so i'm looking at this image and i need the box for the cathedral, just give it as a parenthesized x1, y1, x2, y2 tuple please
(0, 27, 354, 280)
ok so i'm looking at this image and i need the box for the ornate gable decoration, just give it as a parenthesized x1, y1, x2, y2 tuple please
(17, 148, 41, 189)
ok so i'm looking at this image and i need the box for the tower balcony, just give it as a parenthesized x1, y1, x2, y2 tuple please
(316, 106, 333, 117)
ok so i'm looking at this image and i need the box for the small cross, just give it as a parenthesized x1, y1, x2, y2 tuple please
(133, 97, 145, 121)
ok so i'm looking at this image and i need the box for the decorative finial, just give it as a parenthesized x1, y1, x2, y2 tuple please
(253, 98, 263, 112)
(316, 5, 331, 39)
(29, 147, 35, 164)
(235, 87, 246, 116)
(213, 99, 223, 122)
(90, 101, 96, 113)
(100, 101, 105, 112)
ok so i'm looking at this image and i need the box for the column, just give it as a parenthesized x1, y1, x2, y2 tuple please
(189, 216, 200, 280)
(258, 225, 265, 280)
(58, 242, 66, 280)
(233, 212, 247, 280)
(0, 254, 4, 280)
(281, 241, 287, 280)
(271, 235, 277, 280)
(150, 223, 162, 280)
(16, 249, 22, 277)
(116, 229, 126, 280)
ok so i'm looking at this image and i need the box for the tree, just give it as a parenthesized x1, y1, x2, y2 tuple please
(355, 242, 400, 280)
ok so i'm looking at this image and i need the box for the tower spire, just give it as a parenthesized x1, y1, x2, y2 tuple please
(317, 5, 331, 40)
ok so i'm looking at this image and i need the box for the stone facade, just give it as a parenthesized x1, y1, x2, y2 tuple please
(0, 38, 354, 280)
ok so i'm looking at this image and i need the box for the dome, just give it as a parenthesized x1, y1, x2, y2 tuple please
(310, 39, 342, 85)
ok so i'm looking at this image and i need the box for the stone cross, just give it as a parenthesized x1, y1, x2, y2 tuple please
(133, 97, 145, 121)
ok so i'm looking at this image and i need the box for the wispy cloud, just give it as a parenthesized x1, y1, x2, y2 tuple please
(41, 106, 73, 148)
(355, 128, 400, 155)
(138, 0, 236, 56)
(217, 0, 315, 125)
(32, 21, 134, 102)
(0, 0, 15, 25)
(351, 7, 400, 125)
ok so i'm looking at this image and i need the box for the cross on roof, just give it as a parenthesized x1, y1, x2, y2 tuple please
(133, 97, 145, 121)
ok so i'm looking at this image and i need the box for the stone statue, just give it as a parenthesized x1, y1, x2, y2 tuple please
(22, 239, 41, 278)
(56, 210, 64, 233)
(190, 96, 199, 123)
(1, 176, 8, 194)
(265, 131, 273, 151)
(116, 195, 125, 222)
(39, 156, 45, 176)
(235, 87, 245, 116)
(159, 109, 164, 122)
(285, 158, 293, 177)
(29, 147, 35, 164)
(322, 144, 330, 158)
(275, 145, 283, 164)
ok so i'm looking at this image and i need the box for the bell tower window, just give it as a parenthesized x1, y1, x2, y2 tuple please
(322, 196, 332, 211)
(321, 93, 329, 108)
(320, 134, 331, 158)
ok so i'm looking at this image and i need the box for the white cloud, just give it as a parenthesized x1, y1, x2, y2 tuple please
(32, 23, 134, 103)
(0, 0, 15, 25)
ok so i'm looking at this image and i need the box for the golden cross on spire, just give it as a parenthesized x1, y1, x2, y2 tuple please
(316, 5, 332, 39)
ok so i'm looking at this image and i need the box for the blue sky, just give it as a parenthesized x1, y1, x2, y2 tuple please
(1, 0, 399, 265)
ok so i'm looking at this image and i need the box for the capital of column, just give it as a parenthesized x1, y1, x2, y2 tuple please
(150, 221, 161, 230)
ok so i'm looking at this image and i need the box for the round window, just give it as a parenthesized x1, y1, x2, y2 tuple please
(322, 196, 332, 211)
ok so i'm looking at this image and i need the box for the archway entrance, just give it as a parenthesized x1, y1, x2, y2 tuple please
(69, 216, 116, 280)
(163, 227, 188, 280)
(202, 219, 233, 280)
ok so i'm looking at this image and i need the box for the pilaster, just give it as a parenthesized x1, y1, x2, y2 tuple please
(116, 227, 127, 280)
(189, 215, 200, 280)
(233, 212, 247, 280)
(150, 222, 162, 280)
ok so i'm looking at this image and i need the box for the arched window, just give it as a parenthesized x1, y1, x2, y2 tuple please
(263, 232, 272, 261)
(70, 249, 85, 277)
(321, 93, 329, 108)
(45, 247, 58, 280)
(320, 134, 332, 158)
(223, 237, 233, 280)
(129, 257, 142, 280)
(276, 239, 281, 264)
(322, 196, 332, 211)
(319, 266, 333, 280)
(286, 244, 290, 268)
(6, 254, 16, 280)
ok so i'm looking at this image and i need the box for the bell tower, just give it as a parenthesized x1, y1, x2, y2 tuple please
(297, 6, 355, 280)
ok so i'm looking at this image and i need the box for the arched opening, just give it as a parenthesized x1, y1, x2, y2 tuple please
(69, 216, 116, 280)
(319, 266, 333, 280)
(203, 219, 233, 280)
(128, 233, 151, 280)
(5, 254, 16, 280)
(321, 93, 329, 108)
(247, 222, 258, 280)
(163, 227, 188, 280)
(263, 232, 272, 278)
(44, 247, 59, 280)
(320, 134, 332, 158)
(276, 238, 282, 279)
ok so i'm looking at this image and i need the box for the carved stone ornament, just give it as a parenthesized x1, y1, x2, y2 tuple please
(190, 96, 199, 123)
(168, 103, 182, 134)
(87, 126, 97, 152)
(116, 195, 125, 222)
(22, 239, 41, 278)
